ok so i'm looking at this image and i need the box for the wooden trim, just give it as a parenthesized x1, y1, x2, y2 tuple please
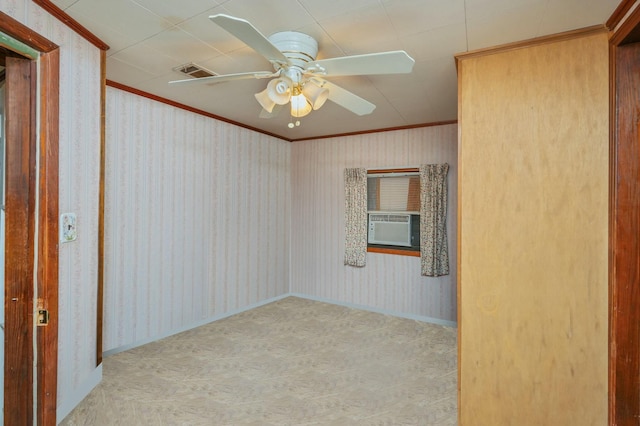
(455, 25, 607, 66)
(609, 42, 640, 426)
(608, 0, 640, 416)
(0, 10, 57, 52)
(610, 1, 640, 45)
(291, 120, 458, 142)
(367, 168, 419, 174)
(608, 42, 618, 426)
(456, 50, 463, 426)
(36, 47, 60, 426)
(96, 49, 106, 366)
(367, 247, 420, 257)
(106, 80, 290, 142)
(607, 0, 640, 425)
(32, 0, 109, 51)
(606, 0, 639, 32)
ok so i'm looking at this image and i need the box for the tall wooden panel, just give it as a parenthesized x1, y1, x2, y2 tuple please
(611, 41, 640, 425)
(457, 31, 609, 425)
(4, 55, 36, 426)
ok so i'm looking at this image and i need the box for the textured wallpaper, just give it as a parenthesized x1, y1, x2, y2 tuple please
(103, 88, 291, 352)
(290, 125, 458, 323)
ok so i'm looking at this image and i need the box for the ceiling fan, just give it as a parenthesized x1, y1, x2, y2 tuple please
(169, 14, 415, 126)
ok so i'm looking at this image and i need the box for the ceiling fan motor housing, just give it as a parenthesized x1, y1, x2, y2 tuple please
(268, 31, 318, 69)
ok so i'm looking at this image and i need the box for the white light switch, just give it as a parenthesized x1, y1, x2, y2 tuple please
(60, 213, 77, 243)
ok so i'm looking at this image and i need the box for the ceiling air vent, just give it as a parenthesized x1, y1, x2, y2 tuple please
(173, 63, 216, 79)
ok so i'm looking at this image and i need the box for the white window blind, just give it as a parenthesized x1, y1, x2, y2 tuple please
(367, 173, 420, 212)
(380, 177, 409, 210)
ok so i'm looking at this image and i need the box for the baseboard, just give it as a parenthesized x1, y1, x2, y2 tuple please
(56, 364, 102, 424)
(289, 293, 458, 328)
(102, 293, 290, 357)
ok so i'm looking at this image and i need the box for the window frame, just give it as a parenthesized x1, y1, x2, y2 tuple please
(366, 168, 420, 257)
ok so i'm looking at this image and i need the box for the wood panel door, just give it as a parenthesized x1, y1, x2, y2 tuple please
(611, 41, 640, 426)
(0, 11, 60, 425)
(4, 55, 36, 425)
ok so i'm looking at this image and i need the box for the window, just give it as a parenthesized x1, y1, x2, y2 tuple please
(367, 168, 420, 256)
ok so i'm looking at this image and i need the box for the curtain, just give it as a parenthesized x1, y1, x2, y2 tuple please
(420, 164, 449, 276)
(344, 168, 367, 267)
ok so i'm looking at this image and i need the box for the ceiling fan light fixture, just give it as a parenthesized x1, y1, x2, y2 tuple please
(254, 88, 276, 113)
(266, 78, 291, 105)
(290, 92, 312, 118)
(268, 31, 318, 69)
(302, 82, 329, 110)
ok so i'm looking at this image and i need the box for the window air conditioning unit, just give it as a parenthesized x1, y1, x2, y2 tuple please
(368, 213, 412, 247)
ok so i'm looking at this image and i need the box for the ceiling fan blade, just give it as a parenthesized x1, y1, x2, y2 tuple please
(315, 79, 376, 116)
(210, 14, 289, 66)
(308, 51, 415, 77)
(169, 71, 278, 86)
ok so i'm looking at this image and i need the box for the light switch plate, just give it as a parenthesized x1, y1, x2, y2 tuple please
(60, 213, 77, 243)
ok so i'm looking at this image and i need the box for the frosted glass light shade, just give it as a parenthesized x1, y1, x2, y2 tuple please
(302, 83, 329, 110)
(267, 78, 291, 105)
(290, 93, 312, 117)
(254, 88, 276, 113)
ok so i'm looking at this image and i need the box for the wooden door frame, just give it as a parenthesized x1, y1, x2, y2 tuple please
(0, 11, 59, 426)
(607, 1, 640, 424)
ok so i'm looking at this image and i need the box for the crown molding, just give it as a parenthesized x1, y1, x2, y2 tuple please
(32, 0, 109, 50)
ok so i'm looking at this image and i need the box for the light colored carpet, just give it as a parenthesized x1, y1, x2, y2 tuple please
(60, 296, 457, 425)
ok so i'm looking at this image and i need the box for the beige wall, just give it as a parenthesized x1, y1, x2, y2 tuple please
(457, 30, 609, 425)
(291, 125, 458, 323)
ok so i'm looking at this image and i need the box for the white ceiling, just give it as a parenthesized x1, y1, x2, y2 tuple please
(51, 0, 620, 140)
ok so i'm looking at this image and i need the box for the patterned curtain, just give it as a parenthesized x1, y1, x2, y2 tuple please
(344, 168, 368, 267)
(420, 164, 449, 276)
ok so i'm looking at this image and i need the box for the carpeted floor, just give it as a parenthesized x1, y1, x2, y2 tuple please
(60, 296, 457, 425)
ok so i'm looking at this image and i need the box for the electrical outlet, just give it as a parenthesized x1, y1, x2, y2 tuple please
(60, 213, 77, 243)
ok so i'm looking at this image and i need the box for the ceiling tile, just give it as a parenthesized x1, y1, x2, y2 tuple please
(106, 56, 157, 86)
(139, 27, 224, 66)
(222, 0, 315, 36)
(317, 3, 398, 55)
(400, 23, 468, 62)
(464, 0, 542, 23)
(130, 0, 225, 25)
(465, 2, 546, 50)
(382, 0, 466, 37)
(66, 0, 173, 42)
(537, 0, 620, 36)
(297, 0, 380, 22)
(50, 0, 77, 9)
(62, 8, 138, 54)
(110, 44, 186, 78)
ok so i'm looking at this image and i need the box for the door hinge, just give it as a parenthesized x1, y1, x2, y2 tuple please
(37, 309, 49, 326)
